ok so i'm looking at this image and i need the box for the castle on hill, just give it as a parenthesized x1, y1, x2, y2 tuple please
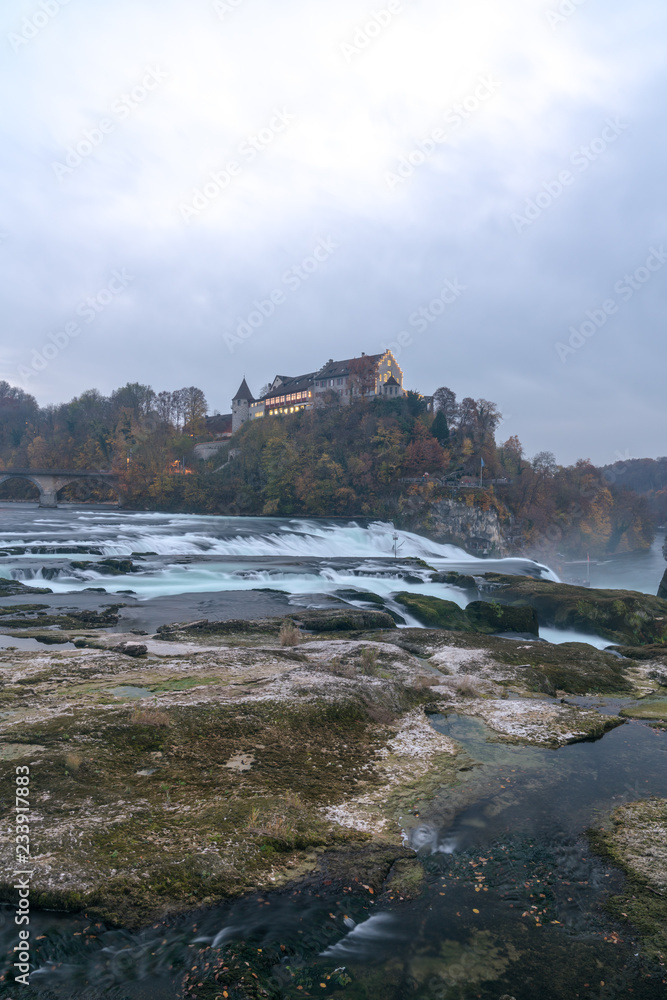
(231, 349, 406, 432)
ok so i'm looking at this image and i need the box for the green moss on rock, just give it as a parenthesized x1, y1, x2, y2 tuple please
(465, 600, 539, 636)
(619, 696, 667, 723)
(478, 574, 667, 646)
(0, 579, 51, 596)
(373, 628, 634, 695)
(589, 798, 667, 963)
(383, 857, 426, 899)
(394, 593, 471, 630)
(0, 699, 397, 927)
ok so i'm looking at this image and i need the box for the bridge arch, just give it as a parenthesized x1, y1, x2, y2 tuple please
(0, 475, 41, 502)
(0, 471, 123, 508)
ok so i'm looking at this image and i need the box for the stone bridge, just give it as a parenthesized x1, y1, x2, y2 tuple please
(0, 470, 122, 508)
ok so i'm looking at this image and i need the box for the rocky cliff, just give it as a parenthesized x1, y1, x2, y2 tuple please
(396, 496, 507, 555)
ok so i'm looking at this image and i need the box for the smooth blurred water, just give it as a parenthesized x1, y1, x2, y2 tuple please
(562, 529, 666, 596)
(0, 505, 554, 607)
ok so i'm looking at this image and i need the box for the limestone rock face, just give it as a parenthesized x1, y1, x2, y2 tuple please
(397, 497, 506, 555)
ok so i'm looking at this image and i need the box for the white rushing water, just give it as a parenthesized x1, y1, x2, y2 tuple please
(1, 504, 656, 648)
(0, 508, 558, 600)
(0, 510, 537, 562)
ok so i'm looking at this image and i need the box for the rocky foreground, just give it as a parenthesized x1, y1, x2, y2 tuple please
(0, 589, 666, 933)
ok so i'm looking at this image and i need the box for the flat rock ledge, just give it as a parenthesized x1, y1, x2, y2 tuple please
(590, 797, 667, 963)
(599, 798, 667, 892)
(427, 695, 623, 746)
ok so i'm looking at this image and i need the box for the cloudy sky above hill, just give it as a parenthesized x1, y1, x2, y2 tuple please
(1, 0, 665, 464)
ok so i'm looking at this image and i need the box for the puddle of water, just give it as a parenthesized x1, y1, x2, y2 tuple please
(107, 686, 154, 699)
(0, 634, 76, 651)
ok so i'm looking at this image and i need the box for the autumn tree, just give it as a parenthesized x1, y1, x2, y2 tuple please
(183, 386, 208, 435)
(431, 409, 450, 445)
(433, 386, 458, 425)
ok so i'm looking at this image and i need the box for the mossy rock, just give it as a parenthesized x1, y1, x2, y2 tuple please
(0, 700, 390, 927)
(478, 573, 667, 646)
(71, 558, 140, 575)
(619, 696, 667, 722)
(27, 633, 72, 645)
(464, 600, 539, 636)
(610, 644, 667, 661)
(394, 593, 471, 631)
(156, 608, 396, 638)
(335, 589, 387, 606)
(589, 798, 667, 962)
(0, 578, 51, 596)
(431, 571, 479, 596)
(156, 617, 283, 637)
(373, 628, 633, 695)
(0, 604, 123, 630)
(383, 856, 426, 898)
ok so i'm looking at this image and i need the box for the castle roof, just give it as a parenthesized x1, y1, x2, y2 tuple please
(385, 375, 400, 386)
(263, 372, 317, 401)
(232, 378, 254, 402)
(315, 354, 383, 380)
(205, 413, 233, 435)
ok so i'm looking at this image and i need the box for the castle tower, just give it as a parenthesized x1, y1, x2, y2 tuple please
(232, 378, 255, 433)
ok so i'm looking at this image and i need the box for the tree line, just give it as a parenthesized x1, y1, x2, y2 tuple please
(0, 380, 206, 477)
(0, 378, 657, 557)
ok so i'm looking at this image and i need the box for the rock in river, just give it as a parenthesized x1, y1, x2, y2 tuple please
(478, 573, 667, 646)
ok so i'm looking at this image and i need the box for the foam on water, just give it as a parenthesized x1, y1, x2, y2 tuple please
(1, 508, 614, 644)
(0, 510, 556, 570)
(0, 510, 558, 600)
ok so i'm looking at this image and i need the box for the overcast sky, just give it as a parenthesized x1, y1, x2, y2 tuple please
(1, 0, 665, 465)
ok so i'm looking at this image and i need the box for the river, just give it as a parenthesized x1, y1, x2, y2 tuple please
(0, 505, 663, 643)
(0, 506, 665, 998)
